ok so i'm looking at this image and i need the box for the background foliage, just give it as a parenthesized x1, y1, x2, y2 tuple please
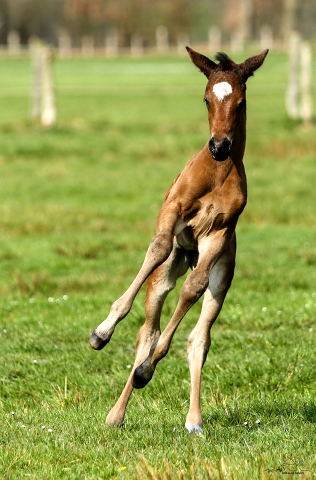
(1, 0, 316, 47)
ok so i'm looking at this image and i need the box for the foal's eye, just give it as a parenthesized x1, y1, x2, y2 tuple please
(238, 99, 246, 108)
(203, 97, 209, 107)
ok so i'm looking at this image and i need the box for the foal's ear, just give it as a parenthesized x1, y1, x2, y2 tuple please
(186, 46, 217, 78)
(239, 49, 269, 81)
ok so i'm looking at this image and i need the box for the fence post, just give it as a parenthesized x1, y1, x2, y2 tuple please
(105, 28, 119, 57)
(41, 46, 56, 127)
(286, 32, 300, 120)
(208, 26, 221, 53)
(156, 26, 169, 54)
(260, 25, 273, 51)
(177, 33, 189, 55)
(30, 42, 42, 120)
(8, 31, 20, 55)
(82, 36, 94, 57)
(131, 35, 143, 56)
(300, 42, 313, 126)
(58, 29, 72, 58)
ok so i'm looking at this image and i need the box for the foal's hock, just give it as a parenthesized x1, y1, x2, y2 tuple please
(90, 47, 268, 434)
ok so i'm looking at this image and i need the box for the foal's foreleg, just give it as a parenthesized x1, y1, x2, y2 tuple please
(106, 246, 190, 427)
(185, 241, 235, 434)
(90, 224, 176, 350)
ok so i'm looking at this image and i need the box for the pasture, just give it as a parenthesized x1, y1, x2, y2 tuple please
(0, 51, 316, 479)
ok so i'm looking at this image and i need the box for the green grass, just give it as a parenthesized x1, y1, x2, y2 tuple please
(0, 51, 316, 479)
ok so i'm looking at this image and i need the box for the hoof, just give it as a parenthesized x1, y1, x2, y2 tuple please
(106, 412, 124, 427)
(185, 422, 203, 435)
(89, 330, 110, 350)
(132, 361, 153, 389)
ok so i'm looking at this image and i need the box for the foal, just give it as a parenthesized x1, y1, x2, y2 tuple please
(90, 47, 268, 434)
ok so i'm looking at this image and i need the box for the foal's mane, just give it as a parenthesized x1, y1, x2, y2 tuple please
(215, 52, 235, 71)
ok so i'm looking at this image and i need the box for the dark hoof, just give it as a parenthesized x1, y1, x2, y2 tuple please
(132, 361, 153, 389)
(89, 330, 110, 350)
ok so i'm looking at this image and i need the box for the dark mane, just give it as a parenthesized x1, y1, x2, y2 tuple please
(215, 52, 233, 71)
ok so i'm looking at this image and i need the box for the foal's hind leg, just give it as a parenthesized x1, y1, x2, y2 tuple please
(185, 238, 236, 434)
(132, 231, 229, 389)
(106, 244, 190, 427)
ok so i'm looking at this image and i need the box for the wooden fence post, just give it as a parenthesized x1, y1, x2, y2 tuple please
(105, 28, 119, 57)
(82, 36, 94, 57)
(300, 42, 313, 126)
(177, 33, 189, 55)
(30, 42, 42, 120)
(41, 46, 56, 127)
(30, 43, 56, 126)
(286, 32, 300, 120)
(208, 26, 221, 53)
(156, 26, 169, 54)
(286, 33, 314, 125)
(8, 31, 20, 55)
(131, 35, 143, 56)
(260, 25, 273, 51)
(58, 29, 72, 58)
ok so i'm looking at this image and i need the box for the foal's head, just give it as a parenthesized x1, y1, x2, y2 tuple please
(186, 47, 268, 162)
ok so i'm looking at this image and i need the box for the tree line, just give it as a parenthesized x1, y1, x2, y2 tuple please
(0, 0, 315, 48)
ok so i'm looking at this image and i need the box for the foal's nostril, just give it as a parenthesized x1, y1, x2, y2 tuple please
(208, 137, 232, 162)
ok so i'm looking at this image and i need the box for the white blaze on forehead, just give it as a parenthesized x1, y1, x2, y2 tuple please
(213, 82, 233, 101)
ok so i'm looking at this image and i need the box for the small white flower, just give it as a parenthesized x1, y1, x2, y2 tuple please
(262, 307, 267, 312)
(63, 295, 68, 300)
(48, 297, 54, 302)
(42, 425, 46, 429)
(29, 298, 34, 303)
(48, 428, 53, 433)
(244, 421, 248, 426)
(165, 407, 168, 410)
(309, 328, 313, 332)
(127, 365, 131, 369)
(173, 427, 176, 432)
(21, 425, 26, 428)
(33, 360, 38, 364)
(255, 419, 260, 424)
(3, 329, 7, 334)
(277, 311, 282, 315)
(305, 304, 310, 308)
(11, 411, 15, 415)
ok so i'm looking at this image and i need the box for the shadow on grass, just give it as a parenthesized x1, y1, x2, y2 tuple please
(204, 398, 316, 427)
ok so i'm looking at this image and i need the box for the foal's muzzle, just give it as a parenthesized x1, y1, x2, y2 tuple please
(209, 137, 232, 162)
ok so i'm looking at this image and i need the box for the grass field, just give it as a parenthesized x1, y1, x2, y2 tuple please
(0, 51, 316, 479)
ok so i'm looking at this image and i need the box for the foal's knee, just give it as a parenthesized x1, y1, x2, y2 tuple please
(147, 233, 173, 264)
(181, 272, 209, 304)
(187, 328, 211, 366)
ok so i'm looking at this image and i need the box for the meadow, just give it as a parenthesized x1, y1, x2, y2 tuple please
(0, 50, 315, 479)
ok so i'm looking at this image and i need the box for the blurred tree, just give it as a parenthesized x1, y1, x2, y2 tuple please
(6, 0, 64, 45)
(224, 0, 316, 43)
(63, 0, 106, 46)
(0, 0, 10, 44)
(0, 0, 315, 48)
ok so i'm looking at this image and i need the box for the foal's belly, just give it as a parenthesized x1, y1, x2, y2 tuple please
(175, 227, 198, 251)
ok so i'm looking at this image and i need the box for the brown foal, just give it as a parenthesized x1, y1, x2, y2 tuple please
(90, 47, 268, 434)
